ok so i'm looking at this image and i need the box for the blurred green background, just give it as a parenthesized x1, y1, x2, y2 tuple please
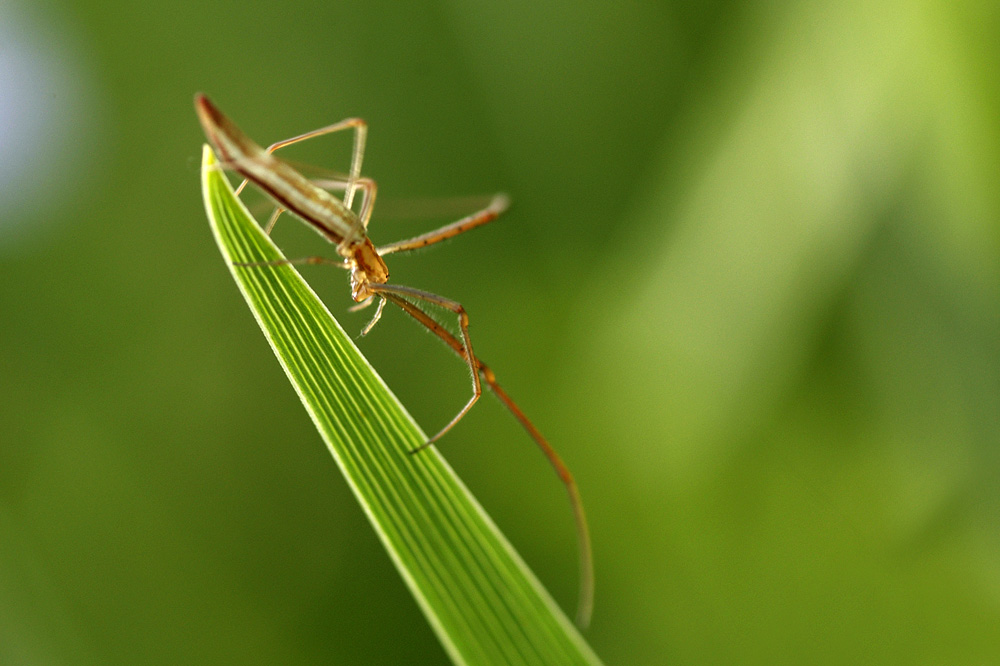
(2, 0, 999, 663)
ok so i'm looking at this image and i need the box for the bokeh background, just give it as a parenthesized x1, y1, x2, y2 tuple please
(2, 0, 999, 663)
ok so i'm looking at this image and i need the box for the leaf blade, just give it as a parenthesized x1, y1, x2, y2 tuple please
(200, 146, 602, 666)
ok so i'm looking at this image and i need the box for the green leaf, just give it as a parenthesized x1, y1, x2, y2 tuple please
(200, 146, 602, 666)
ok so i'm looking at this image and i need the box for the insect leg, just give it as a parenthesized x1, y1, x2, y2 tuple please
(369, 284, 482, 444)
(377, 194, 510, 256)
(232, 256, 349, 269)
(264, 207, 284, 235)
(378, 288, 594, 628)
(236, 117, 368, 210)
(359, 297, 387, 336)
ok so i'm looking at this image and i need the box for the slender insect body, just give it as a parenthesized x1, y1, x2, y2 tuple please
(195, 93, 594, 628)
(195, 95, 367, 248)
(244, 156, 367, 249)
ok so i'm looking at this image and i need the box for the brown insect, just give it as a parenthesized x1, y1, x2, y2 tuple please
(195, 94, 592, 626)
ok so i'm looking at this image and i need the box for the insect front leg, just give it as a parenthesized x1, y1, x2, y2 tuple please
(371, 285, 483, 447)
(232, 256, 349, 269)
(376, 194, 509, 256)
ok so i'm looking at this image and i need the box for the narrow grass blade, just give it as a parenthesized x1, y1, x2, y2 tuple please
(200, 146, 602, 666)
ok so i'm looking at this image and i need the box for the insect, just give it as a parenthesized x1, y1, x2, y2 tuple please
(194, 94, 592, 627)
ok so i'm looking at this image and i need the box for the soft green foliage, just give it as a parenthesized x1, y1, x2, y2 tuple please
(200, 146, 601, 666)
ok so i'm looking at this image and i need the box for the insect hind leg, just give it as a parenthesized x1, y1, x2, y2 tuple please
(235, 117, 368, 211)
